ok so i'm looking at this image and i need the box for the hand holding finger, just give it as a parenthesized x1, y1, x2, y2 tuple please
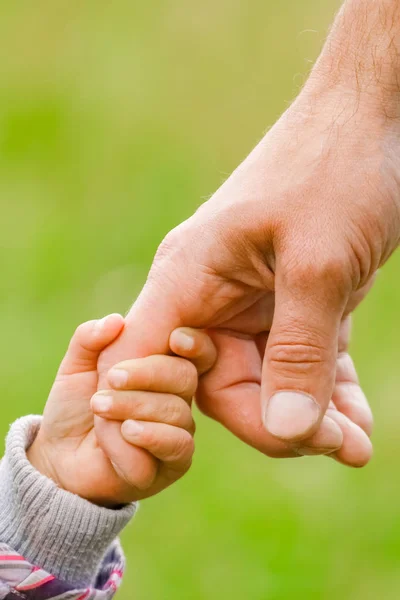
(107, 355, 198, 401)
(59, 314, 124, 376)
(169, 327, 217, 374)
(92, 390, 195, 434)
(121, 420, 195, 476)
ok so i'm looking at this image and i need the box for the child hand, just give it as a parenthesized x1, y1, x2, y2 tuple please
(91, 328, 217, 503)
(27, 314, 126, 505)
(27, 316, 216, 507)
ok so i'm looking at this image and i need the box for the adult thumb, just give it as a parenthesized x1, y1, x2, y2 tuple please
(262, 263, 350, 442)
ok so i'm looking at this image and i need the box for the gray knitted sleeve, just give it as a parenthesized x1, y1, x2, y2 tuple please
(0, 416, 137, 588)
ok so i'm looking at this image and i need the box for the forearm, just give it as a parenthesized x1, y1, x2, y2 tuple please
(308, 0, 400, 118)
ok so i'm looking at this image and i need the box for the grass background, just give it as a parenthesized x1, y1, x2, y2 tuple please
(1, 1, 400, 598)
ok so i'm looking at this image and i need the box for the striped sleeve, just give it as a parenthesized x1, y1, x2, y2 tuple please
(0, 417, 137, 598)
(0, 538, 125, 600)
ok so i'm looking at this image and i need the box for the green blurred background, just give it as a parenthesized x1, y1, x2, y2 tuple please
(1, 1, 400, 598)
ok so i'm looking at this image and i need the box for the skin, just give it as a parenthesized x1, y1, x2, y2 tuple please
(29, 0, 400, 507)
(92, 0, 400, 488)
(27, 315, 217, 506)
(28, 317, 370, 508)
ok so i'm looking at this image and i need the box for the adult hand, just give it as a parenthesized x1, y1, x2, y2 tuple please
(95, 0, 400, 477)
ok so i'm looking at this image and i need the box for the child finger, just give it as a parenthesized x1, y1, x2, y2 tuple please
(94, 416, 159, 492)
(121, 420, 194, 473)
(107, 355, 198, 401)
(59, 314, 125, 375)
(91, 390, 195, 434)
(169, 328, 217, 374)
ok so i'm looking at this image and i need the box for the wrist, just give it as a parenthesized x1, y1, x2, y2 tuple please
(26, 436, 120, 509)
(26, 435, 63, 487)
(0, 416, 136, 586)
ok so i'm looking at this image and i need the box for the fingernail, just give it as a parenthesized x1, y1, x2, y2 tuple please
(94, 316, 108, 335)
(296, 447, 337, 456)
(295, 415, 343, 455)
(174, 331, 194, 351)
(121, 419, 144, 438)
(263, 391, 320, 440)
(108, 368, 128, 388)
(308, 415, 343, 447)
(91, 394, 113, 413)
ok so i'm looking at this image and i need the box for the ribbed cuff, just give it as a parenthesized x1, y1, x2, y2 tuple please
(0, 416, 137, 587)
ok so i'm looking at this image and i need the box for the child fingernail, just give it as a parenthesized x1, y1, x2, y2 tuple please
(175, 331, 194, 351)
(108, 368, 129, 388)
(122, 420, 144, 438)
(94, 316, 108, 335)
(91, 394, 113, 413)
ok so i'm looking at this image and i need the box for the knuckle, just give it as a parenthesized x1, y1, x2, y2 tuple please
(129, 396, 148, 418)
(267, 338, 327, 376)
(167, 400, 193, 429)
(311, 255, 349, 282)
(177, 361, 198, 397)
(283, 252, 353, 300)
(164, 399, 185, 424)
(170, 431, 194, 461)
